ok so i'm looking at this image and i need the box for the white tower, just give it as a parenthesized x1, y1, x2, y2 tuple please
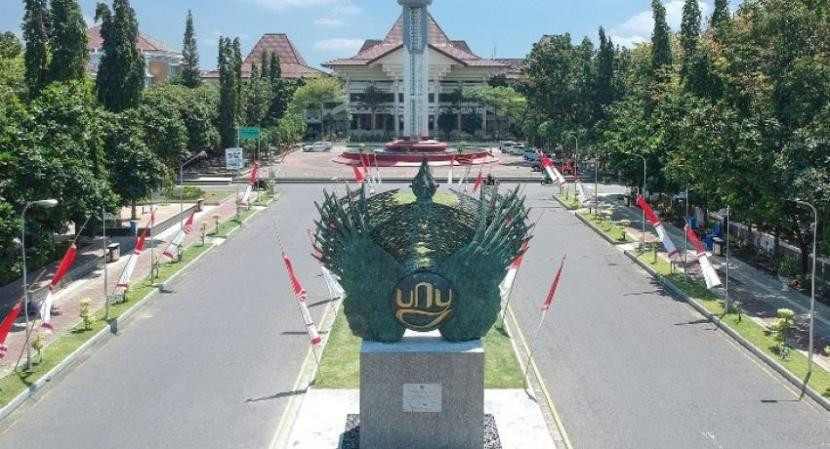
(398, 0, 431, 139)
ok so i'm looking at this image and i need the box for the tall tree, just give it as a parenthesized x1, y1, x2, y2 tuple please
(268, 51, 281, 82)
(360, 82, 386, 131)
(595, 27, 615, 115)
(217, 37, 238, 148)
(48, 0, 87, 83)
(260, 50, 269, 79)
(232, 37, 242, 118)
(95, 0, 145, 112)
(710, 0, 730, 32)
(22, 0, 51, 96)
(650, 0, 673, 72)
(181, 10, 200, 88)
(680, 0, 701, 60)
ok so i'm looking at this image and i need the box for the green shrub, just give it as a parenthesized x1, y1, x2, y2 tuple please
(163, 186, 204, 201)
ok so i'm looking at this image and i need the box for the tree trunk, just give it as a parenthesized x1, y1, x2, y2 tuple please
(131, 200, 137, 221)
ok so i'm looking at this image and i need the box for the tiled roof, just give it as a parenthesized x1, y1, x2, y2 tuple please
(241, 33, 324, 79)
(86, 26, 179, 54)
(324, 14, 505, 69)
(494, 58, 526, 79)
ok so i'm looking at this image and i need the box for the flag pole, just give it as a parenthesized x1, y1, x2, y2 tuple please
(275, 227, 322, 375)
(522, 310, 548, 386)
(499, 210, 545, 328)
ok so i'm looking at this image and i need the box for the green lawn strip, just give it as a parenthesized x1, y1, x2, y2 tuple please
(152, 190, 234, 206)
(394, 192, 459, 206)
(633, 251, 830, 398)
(579, 211, 629, 243)
(251, 191, 277, 206)
(553, 193, 580, 210)
(315, 310, 525, 389)
(0, 243, 210, 407)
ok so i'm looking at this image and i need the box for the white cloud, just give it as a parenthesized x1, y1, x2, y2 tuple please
(313, 38, 364, 52)
(314, 17, 346, 27)
(610, 1, 712, 48)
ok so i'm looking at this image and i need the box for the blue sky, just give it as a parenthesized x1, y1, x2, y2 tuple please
(0, 0, 739, 70)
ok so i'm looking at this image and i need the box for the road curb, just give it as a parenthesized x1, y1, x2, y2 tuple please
(621, 249, 830, 412)
(0, 203, 273, 423)
(572, 210, 629, 246)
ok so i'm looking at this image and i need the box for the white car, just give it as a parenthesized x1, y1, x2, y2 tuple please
(303, 141, 333, 152)
(499, 141, 523, 155)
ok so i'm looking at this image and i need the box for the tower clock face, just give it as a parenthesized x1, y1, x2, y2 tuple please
(393, 272, 455, 332)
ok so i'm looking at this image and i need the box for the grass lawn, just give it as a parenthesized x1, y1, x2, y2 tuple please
(554, 193, 581, 210)
(394, 192, 459, 206)
(0, 242, 210, 407)
(634, 250, 830, 399)
(154, 190, 234, 206)
(581, 211, 629, 243)
(315, 310, 525, 389)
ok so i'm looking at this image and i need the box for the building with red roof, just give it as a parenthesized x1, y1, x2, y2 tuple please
(323, 13, 518, 136)
(201, 33, 324, 82)
(86, 26, 183, 85)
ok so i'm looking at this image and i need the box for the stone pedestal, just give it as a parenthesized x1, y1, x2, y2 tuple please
(360, 331, 484, 449)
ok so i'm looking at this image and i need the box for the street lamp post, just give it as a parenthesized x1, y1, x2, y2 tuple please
(684, 186, 689, 279)
(20, 198, 58, 371)
(593, 158, 600, 215)
(633, 154, 647, 250)
(725, 206, 731, 313)
(792, 199, 818, 380)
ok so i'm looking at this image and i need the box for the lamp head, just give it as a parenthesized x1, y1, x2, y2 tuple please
(33, 199, 58, 208)
(196, 151, 207, 158)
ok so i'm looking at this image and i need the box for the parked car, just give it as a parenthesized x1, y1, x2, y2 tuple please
(499, 141, 523, 155)
(523, 148, 540, 162)
(303, 141, 333, 152)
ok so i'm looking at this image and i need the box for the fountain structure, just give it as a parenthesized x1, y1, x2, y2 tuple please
(334, 0, 497, 168)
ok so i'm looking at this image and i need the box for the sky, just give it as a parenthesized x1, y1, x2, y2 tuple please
(0, 0, 740, 70)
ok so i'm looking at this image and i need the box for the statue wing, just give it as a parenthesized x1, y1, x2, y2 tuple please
(314, 188, 406, 342)
(438, 186, 531, 341)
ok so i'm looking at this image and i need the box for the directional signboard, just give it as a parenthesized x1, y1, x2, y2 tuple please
(238, 127, 261, 140)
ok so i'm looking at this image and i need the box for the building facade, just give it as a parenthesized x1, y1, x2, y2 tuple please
(86, 26, 183, 85)
(324, 14, 516, 138)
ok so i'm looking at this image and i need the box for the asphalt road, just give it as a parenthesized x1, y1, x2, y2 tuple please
(508, 183, 830, 449)
(1, 182, 828, 449)
(0, 185, 340, 449)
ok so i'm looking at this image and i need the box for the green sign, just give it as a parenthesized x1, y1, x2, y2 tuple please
(238, 127, 261, 140)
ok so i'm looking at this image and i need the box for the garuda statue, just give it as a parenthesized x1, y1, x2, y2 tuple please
(313, 160, 531, 342)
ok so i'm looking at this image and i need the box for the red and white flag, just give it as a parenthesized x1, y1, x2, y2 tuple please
(162, 210, 196, 260)
(472, 168, 484, 194)
(575, 174, 589, 205)
(636, 195, 681, 262)
(499, 241, 529, 300)
(281, 251, 322, 347)
(39, 243, 78, 332)
(542, 255, 566, 313)
(685, 224, 723, 289)
(240, 161, 260, 205)
(540, 154, 567, 186)
(0, 299, 23, 359)
(446, 155, 455, 187)
(113, 213, 154, 297)
(352, 165, 365, 184)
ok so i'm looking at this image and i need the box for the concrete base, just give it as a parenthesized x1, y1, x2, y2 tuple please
(284, 390, 557, 449)
(360, 331, 484, 449)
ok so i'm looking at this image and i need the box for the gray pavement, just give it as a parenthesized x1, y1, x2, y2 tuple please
(0, 185, 338, 449)
(508, 183, 830, 449)
(1, 182, 829, 449)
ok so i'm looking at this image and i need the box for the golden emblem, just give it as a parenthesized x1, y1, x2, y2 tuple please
(393, 273, 455, 331)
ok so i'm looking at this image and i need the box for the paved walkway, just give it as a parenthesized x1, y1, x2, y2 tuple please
(0, 196, 242, 377)
(596, 194, 830, 369)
